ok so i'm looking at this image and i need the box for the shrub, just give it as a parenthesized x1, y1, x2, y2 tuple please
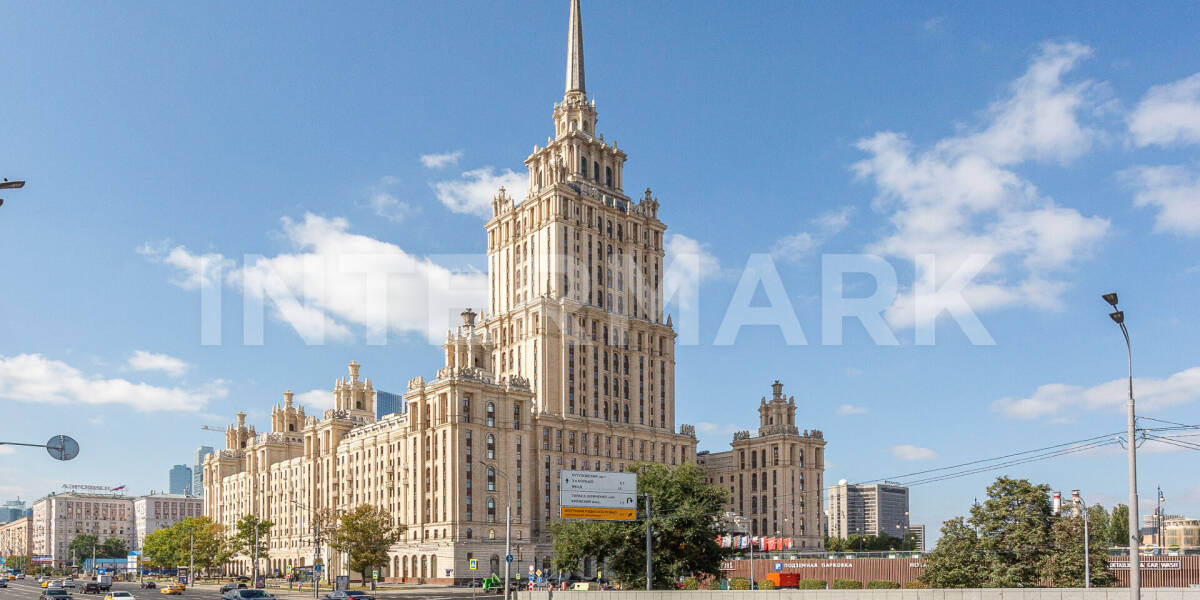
(867, 580, 900, 589)
(681, 577, 700, 590)
(832, 579, 863, 589)
(904, 581, 930, 589)
(760, 579, 777, 590)
(729, 577, 751, 590)
(797, 579, 827, 590)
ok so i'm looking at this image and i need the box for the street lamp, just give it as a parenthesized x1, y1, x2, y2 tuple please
(1103, 292, 1140, 600)
(1072, 490, 1091, 588)
(0, 178, 26, 207)
(480, 461, 512, 600)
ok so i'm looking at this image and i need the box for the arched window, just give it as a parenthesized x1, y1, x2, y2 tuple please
(486, 434, 495, 459)
(486, 402, 495, 427)
(487, 467, 496, 491)
(605, 167, 612, 186)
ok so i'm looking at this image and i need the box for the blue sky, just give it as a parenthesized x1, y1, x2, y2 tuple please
(2, 1, 1199, 538)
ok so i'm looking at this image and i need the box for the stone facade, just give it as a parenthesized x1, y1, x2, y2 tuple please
(0, 516, 32, 558)
(203, 0, 700, 584)
(32, 493, 135, 568)
(133, 494, 202, 550)
(696, 381, 827, 549)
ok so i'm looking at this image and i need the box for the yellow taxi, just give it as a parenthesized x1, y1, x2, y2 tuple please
(160, 584, 185, 595)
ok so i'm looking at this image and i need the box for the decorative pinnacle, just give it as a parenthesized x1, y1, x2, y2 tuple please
(565, 0, 585, 95)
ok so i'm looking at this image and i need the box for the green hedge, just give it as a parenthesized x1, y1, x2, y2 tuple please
(904, 581, 930, 589)
(681, 577, 700, 590)
(832, 579, 863, 589)
(729, 577, 751, 590)
(867, 580, 901, 589)
(797, 579, 827, 589)
(759, 579, 777, 590)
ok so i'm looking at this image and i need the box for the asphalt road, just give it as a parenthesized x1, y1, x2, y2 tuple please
(0, 581, 506, 600)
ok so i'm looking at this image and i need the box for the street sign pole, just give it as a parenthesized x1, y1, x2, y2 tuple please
(643, 493, 652, 591)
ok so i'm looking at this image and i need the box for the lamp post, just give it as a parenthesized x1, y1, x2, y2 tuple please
(1072, 490, 1091, 588)
(0, 178, 25, 208)
(480, 462, 511, 600)
(289, 499, 322, 600)
(1102, 292, 1139, 600)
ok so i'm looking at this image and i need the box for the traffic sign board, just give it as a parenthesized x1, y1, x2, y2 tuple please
(774, 562, 783, 572)
(560, 470, 635, 493)
(371, 569, 378, 580)
(314, 565, 323, 572)
(560, 506, 636, 521)
(468, 558, 477, 571)
(505, 554, 513, 563)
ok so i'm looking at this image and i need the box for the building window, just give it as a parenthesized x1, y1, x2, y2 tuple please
(486, 434, 495, 460)
(605, 167, 612, 186)
(488, 467, 496, 492)
(487, 499, 496, 523)
(463, 395, 471, 423)
(513, 403, 521, 430)
(487, 402, 495, 427)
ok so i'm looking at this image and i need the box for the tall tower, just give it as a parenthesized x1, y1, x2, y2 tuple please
(484, 0, 677, 434)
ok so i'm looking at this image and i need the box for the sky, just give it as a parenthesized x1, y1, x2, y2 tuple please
(2, 1, 1199, 541)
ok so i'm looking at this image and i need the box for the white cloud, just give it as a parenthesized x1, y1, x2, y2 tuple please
(891, 444, 939, 461)
(0, 353, 226, 412)
(1129, 72, 1200, 147)
(138, 242, 233, 290)
(293, 388, 334, 412)
(127, 350, 190, 377)
(1124, 164, 1200, 236)
(0, 446, 14, 456)
(772, 207, 855, 263)
(664, 233, 721, 312)
(837, 404, 868, 415)
(420, 151, 463, 169)
(145, 213, 487, 344)
(991, 366, 1200, 420)
(854, 42, 1109, 329)
(433, 167, 526, 218)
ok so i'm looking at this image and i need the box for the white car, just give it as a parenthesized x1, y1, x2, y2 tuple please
(63, 579, 77, 588)
(106, 591, 136, 600)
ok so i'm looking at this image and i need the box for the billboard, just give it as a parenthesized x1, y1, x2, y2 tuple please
(559, 470, 637, 521)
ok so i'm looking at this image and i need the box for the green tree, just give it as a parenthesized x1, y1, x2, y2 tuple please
(551, 462, 730, 589)
(99, 537, 128, 558)
(68, 534, 99, 564)
(142, 528, 182, 569)
(1041, 513, 1115, 587)
(142, 517, 231, 575)
(969, 477, 1054, 587)
(919, 517, 985, 588)
(231, 515, 273, 578)
(329, 504, 405, 584)
(1108, 504, 1131, 547)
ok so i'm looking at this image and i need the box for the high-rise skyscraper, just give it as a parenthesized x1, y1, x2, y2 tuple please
(202, 1, 699, 582)
(168, 464, 192, 495)
(193, 446, 214, 498)
(375, 390, 404, 419)
(827, 481, 911, 540)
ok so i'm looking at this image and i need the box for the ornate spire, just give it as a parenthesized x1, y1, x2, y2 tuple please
(565, 0, 585, 96)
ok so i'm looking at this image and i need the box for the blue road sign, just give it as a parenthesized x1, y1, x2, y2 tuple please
(314, 564, 323, 572)
(505, 554, 514, 563)
(773, 562, 782, 572)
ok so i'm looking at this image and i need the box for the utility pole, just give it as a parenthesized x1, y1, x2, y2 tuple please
(188, 531, 194, 587)
(643, 493, 652, 591)
(252, 520, 259, 587)
(313, 519, 320, 600)
(1102, 293, 1139, 600)
(1073, 490, 1090, 588)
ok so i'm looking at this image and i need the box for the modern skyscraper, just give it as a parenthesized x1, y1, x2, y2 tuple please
(168, 464, 192, 495)
(0, 499, 31, 524)
(375, 390, 405, 419)
(193, 446, 214, 498)
(203, 1, 699, 583)
(827, 481, 911, 541)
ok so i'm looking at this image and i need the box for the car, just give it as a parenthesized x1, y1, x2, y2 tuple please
(106, 591, 136, 600)
(219, 583, 248, 594)
(63, 579, 77, 588)
(83, 582, 102, 594)
(222, 590, 274, 600)
(160, 585, 184, 596)
(0, 579, 7, 588)
(43, 589, 73, 600)
(322, 592, 374, 600)
(139, 582, 157, 589)
(19, 573, 26, 579)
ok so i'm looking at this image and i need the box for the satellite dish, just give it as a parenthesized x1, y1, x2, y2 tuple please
(46, 435, 79, 461)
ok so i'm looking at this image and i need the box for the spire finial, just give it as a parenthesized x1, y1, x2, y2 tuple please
(565, 0, 585, 96)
